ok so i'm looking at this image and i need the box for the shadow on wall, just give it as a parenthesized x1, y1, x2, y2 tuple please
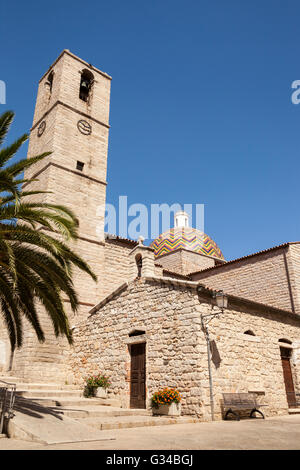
(210, 340, 222, 368)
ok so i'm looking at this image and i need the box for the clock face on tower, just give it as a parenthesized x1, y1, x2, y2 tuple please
(77, 119, 92, 135)
(37, 120, 46, 137)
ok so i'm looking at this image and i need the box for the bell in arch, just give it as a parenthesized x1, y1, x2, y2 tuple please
(81, 79, 89, 90)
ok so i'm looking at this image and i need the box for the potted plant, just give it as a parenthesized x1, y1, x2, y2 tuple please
(84, 374, 111, 398)
(151, 387, 182, 416)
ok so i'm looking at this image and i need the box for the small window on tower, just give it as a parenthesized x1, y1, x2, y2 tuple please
(79, 69, 94, 102)
(76, 161, 84, 171)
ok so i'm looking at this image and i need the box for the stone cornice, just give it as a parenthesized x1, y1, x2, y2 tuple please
(36, 225, 106, 247)
(89, 282, 129, 315)
(30, 100, 110, 133)
(23, 161, 107, 189)
(39, 49, 112, 83)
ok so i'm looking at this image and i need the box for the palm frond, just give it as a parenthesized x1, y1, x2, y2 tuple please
(0, 110, 96, 350)
(0, 111, 14, 147)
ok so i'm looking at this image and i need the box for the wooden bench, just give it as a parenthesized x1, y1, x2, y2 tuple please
(222, 393, 266, 421)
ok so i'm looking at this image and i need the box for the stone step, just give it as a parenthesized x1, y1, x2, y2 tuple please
(53, 406, 152, 419)
(288, 408, 300, 414)
(14, 383, 80, 391)
(16, 389, 82, 398)
(20, 398, 59, 408)
(76, 415, 200, 431)
(0, 376, 80, 388)
(0, 376, 24, 384)
(25, 397, 121, 408)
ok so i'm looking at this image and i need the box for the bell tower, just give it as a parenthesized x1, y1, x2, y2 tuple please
(25, 50, 111, 302)
(13, 50, 112, 382)
(26, 49, 111, 246)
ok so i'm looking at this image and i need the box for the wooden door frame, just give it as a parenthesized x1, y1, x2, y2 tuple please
(129, 341, 146, 409)
(280, 346, 296, 408)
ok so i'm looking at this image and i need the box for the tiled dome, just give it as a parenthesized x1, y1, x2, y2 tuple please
(150, 212, 224, 260)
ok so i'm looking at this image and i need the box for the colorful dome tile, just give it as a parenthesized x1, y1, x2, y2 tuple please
(150, 227, 224, 260)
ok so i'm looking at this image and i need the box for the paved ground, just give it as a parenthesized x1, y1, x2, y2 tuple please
(0, 414, 300, 450)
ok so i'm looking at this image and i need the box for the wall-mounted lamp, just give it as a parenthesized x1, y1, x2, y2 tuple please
(214, 290, 228, 311)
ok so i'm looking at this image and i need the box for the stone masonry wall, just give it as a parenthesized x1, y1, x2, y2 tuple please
(70, 278, 300, 420)
(156, 249, 216, 276)
(195, 299, 300, 420)
(191, 247, 294, 313)
(102, 240, 134, 298)
(0, 318, 11, 373)
(12, 301, 82, 384)
(71, 279, 205, 417)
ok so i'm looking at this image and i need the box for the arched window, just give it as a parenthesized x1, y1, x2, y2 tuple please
(79, 69, 94, 102)
(244, 330, 255, 336)
(279, 338, 292, 345)
(45, 71, 54, 94)
(136, 254, 142, 277)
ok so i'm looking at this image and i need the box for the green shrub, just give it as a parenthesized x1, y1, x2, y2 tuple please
(84, 374, 111, 397)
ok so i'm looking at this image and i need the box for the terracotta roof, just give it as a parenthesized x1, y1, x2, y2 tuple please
(162, 269, 191, 280)
(154, 262, 191, 278)
(188, 242, 300, 276)
(145, 277, 300, 319)
(105, 233, 138, 246)
(89, 276, 299, 321)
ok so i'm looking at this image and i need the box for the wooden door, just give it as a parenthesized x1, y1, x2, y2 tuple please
(130, 343, 146, 409)
(280, 347, 296, 408)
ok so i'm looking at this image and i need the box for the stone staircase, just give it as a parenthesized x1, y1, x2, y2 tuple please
(0, 375, 199, 443)
(0, 375, 121, 408)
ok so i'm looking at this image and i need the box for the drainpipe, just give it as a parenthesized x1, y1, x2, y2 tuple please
(201, 315, 215, 421)
(198, 287, 228, 422)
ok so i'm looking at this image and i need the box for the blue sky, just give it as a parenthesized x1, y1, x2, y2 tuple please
(2, 0, 300, 260)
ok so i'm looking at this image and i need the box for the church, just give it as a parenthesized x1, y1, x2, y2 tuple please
(1, 50, 299, 421)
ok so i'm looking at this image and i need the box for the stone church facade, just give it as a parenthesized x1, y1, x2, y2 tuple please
(0, 50, 299, 420)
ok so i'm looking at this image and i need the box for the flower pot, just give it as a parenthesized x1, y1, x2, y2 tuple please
(94, 387, 107, 398)
(152, 402, 181, 416)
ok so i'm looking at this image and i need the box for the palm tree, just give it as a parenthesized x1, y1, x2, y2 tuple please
(0, 110, 97, 352)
